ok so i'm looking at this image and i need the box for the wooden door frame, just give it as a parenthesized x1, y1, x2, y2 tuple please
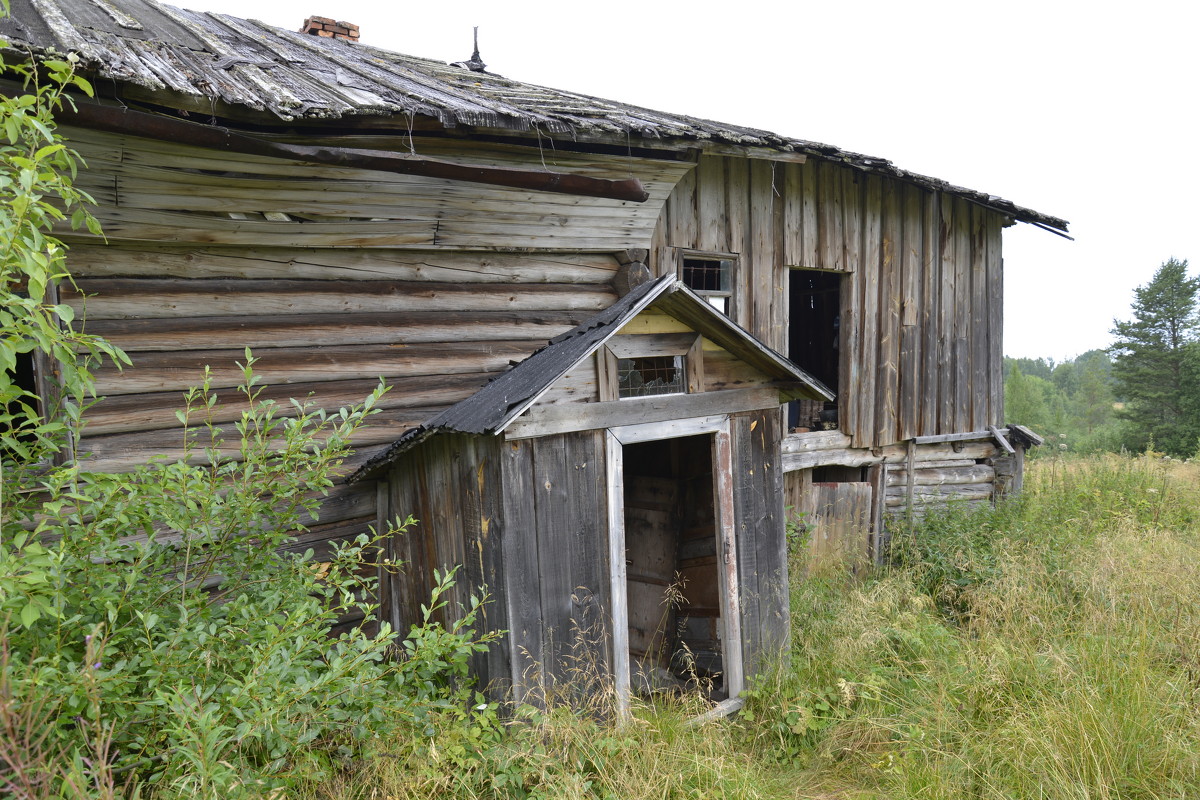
(604, 413, 744, 718)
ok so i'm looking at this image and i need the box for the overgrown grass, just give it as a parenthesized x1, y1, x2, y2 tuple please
(21, 452, 1195, 798)
(286, 453, 1200, 799)
(756, 452, 1200, 799)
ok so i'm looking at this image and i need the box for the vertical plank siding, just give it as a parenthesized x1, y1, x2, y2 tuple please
(729, 409, 788, 677)
(653, 155, 1008, 449)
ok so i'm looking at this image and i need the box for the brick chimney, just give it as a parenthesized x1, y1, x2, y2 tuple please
(299, 16, 359, 42)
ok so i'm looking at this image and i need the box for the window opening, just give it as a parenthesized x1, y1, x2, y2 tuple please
(2, 351, 43, 460)
(681, 255, 733, 315)
(788, 269, 841, 431)
(618, 355, 684, 398)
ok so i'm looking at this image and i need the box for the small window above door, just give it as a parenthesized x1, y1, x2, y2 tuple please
(678, 252, 735, 316)
(617, 355, 684, 398)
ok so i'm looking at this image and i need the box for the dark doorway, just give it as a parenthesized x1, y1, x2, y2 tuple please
(788, 269, 841, 431)
(621, 434, 726, 699)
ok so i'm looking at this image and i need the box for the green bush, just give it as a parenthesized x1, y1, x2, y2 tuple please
(1, 362, 499, 798)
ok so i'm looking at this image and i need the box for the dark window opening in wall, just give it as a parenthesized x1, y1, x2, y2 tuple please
(3, 351, 43, 458)
(680, 255, 734, 316)
(812, 465, 867, 483)
(618, 356, 684, 398)
(788, 269, 841, 431)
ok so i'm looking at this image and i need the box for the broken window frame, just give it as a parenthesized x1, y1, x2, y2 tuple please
(598, 333, 705, 402)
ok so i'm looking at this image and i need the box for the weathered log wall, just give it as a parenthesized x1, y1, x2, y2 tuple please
(56, 127, 683, 606)
(650, 155, 1006, 449)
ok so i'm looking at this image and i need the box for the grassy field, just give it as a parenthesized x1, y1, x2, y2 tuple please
(302, 453, 1200, 799)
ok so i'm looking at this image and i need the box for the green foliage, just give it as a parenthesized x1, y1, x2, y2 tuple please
(0, 44, 126, 467)
(1004, 350, 1120, 454)
(1, 361, 499, 797)
(1110, 257, 1200, 456)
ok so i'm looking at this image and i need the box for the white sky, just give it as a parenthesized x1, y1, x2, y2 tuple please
(173, 0, 1199, 362)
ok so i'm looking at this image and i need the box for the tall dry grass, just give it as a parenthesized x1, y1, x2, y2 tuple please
(297, 453, 1200, 799)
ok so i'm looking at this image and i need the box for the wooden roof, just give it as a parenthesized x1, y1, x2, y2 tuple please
(351, 275, 832, 480)
(0, 0, 1069, 233)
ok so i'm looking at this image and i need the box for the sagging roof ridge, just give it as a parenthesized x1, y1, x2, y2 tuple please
(0, 0, 1069, 233)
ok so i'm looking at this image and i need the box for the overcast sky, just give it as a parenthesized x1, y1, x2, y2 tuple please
(173, 0, 1199, 361)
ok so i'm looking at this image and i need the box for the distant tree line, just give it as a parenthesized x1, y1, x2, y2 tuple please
(1005, 258, 1200, 458)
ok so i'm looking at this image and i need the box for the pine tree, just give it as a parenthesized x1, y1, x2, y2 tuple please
(1109, 258, 1200, 456)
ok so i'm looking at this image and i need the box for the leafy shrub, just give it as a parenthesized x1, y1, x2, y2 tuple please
(1, 361, 499, 798)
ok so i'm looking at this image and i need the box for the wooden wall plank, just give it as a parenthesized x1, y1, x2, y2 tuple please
(875, 179, 901, 446)
(799, 163, 819, 269)
(853, 175, 882, 447)
(67, 244, 621, 284)
(969, 204, 989, 430)
(987, 213, 1005, 425)
(920, 190, 941, 437)
(841, 169, 863, 274)
(898, 184, 923, 439)
(953, 198, 973, 433)
(83, 372, 489, 436)
(937, 195, 956, 433)
(92, 341, 535, 396)
(499, 439, 542, 703)
(748, 160, 776, 341)
(726, 157, 750, 261)
(817, 162, 844, 272)
(84, 310, 586, 352)
(695, 156, 728, 253)
(65, 279, 615, 320)
(783, 162, 803, 268)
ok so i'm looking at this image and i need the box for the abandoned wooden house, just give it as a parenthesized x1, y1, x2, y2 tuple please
(2, 0, 1066, 709)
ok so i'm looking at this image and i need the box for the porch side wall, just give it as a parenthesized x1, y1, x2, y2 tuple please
(382, 433, 510, 691)
(728, 408, 789, 678)
(498, 430, 612, 704)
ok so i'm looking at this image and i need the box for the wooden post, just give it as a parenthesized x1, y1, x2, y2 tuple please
(905, 438, 916, 524)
